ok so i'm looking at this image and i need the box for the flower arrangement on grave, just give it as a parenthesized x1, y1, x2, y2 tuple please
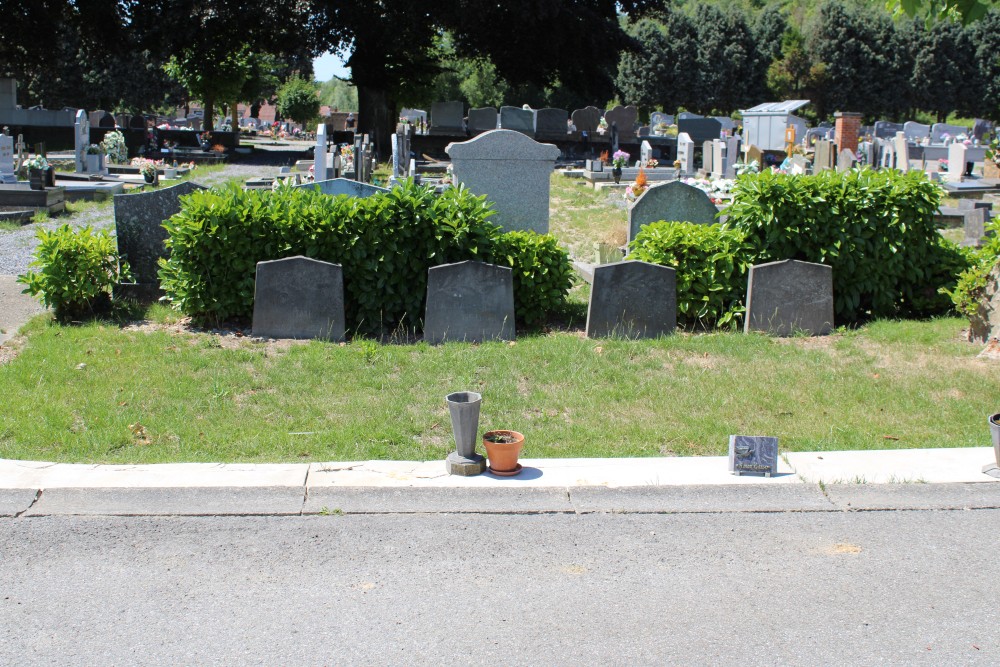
(599, 117, 608, 130)
(211, 144, 226, 153)
(938, 158, 948, 172)
(102, 130, 128, 164)
(24, 155, 49, 171)
(132, 157, 158, 180)
(441, 163, 454, 185)
(654, 122, 669, 135)
(673, 159, 682, 169)
(646, 158, 658, 169)
(733, 160, 759, 176)
(986, 137, 1000, 163)
(599, 150, 609, 165)
(86, 143, 102, 155)
(625, 168, 649, 202)
(612, 150, 629, 169)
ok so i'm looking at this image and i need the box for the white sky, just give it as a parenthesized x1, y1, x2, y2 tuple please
(313, 52, 350, 82)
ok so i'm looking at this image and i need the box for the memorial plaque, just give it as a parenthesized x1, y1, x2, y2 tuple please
(728, 435, 779, 477)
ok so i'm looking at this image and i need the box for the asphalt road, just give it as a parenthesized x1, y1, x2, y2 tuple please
(2, 506, 998, 665)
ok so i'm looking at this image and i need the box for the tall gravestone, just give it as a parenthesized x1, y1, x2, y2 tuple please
(814, 140, 834, 172)
(314, 122, 328, 181)
(903, 121, 931, 143)
(571, 106, 603, 133)
(947, 143, 968, 182)
(423, 260, 515, 344)
(702, 141, 714, 174)
(837, 148, 856, 173)
(746, 144, 764, 168)
(678, 118, 722, 144)
(712, 140, 726, 178)
(252, 256, 345, 340)
(677, 132, 694, 175)
(534, 108, 568, 139)
(74, 109, 89, 174)
(894, 132, 911, 172)
(0, 134, 14, 184)
(467, 107, 498, 134)
(113, 181, 207, 301)
(499, 106, 535, 136)
(627, 181, 719, 243)
(295, 177, 388, 198)
(446, 129, 559, 234)
(640, 140, 652, 166)
(725, 136, 741, 178)
(586, 261, 676, 339)
(604, 105, 638, 140)
(744, 259, 834, 337)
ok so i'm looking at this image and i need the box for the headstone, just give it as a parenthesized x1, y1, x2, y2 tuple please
(879, 139, 895, 169)
(903, 121, 931, 142)
(188, 117, 202, 132)
(423, 260, 515, 344)
(314, 122, 328, 181)
(702, 141, 714, 174)
(894, 132, 910, 172)
(499, 106, 535, 136)
(446, 129, 559, 234)
(746, 144, 764, 168)
(637, 126, 650, 137)
(677, 133, 694, 174)
(113, 181, 207, 298)
(585, 261, 676, 339)
(725, 136, 741, 178)
(97, 111, 115, 128)
(967, 258, 1000, 342)
(627, 181, 719, 243)
(430, 101, 465, 135)
(467, 107, 498, 134)
(650, 112, 673, 127)
(931, 123, 968, 143)
(295, 177, 389, 198)
(571, 106, 602, 133)
(252, 256, 345, 341)
(0, 134, 14, 184)
(678, 118, 722, 144)
(873, 121, 904, 140)
(715, 117, 738, 134)
(408, 158, 416, 178)
(712, 140, 726, 178)
(640, 140, 652, 166)
(814, 140, 834, 172)
(973, 119, 992, 142)
(534, 108, 568, 138)
(74, 109, 89, 173)
(836, 148, 856, 173)
(728, 435, 779, 477)
(604, 105, 638, 139)
(789, 154, 809, 175)
(961, 207, 988, 247)
(947, 142, 968, 182)
(677, 112, 703, 120)
(744, 259, 834, 337)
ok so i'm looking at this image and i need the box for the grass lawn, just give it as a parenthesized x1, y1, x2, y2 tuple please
(0, 310, 994, 463)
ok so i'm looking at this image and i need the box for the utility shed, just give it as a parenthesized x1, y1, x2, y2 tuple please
(740, 100, 810, 152)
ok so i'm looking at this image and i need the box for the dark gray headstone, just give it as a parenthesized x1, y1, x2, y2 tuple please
(430, 101, 465, 134)
(534, 108, 569, 137)
(499, 106, 535, 136)
(423, 260, 515, 344)
(678, 118, 722, 144)
(467, 107, 498, 134)
(113, 181, 207, 294)
(294, 177, 388, 198)
(627, 181, 719, 243)
(252, 256, 345, 340)
(604, 105, 638, 138)
(586, 261, 676, 339)
(873, 121, 903, 140)
(728, 435, 778, 476)
(744, 259, 834, 337)
(571, 106, 602, 133)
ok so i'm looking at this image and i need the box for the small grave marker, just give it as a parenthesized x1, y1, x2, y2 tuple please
(585, 261, 676, 339)
(423, 260, 515, 344)
(252, 256, 345, 340)
(728, 435, 779, 477)
(744, 259, 834, 337)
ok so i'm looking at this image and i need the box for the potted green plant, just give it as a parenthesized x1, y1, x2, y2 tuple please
(24, 155, 52, 190)
(483, 429, 525, 476)
(85, 143, 103, 173)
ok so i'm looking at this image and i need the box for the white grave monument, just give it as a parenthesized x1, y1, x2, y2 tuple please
(0, 133, 15, 184)
(74, 109, 89, 173)
(947, 143, 967, 183)
(676, 132, 694, 175)
(314, 123, 328, 181)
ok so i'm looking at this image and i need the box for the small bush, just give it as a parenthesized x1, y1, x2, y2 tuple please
(950, 217, 1000, 321)
(725, 169, 954, 322)
(18, 224, 129, 320)
(159, 182, 572, 333)
(629, 221, 748, 328)
(489, 231, 574, 328)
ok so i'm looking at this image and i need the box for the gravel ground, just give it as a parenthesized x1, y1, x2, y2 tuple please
(0, 162, 281, 276)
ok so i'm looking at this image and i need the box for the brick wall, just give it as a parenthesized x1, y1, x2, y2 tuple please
(834, 112, 862, 153)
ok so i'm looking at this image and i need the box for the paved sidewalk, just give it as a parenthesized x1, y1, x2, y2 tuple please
(2, 448, 998, 517)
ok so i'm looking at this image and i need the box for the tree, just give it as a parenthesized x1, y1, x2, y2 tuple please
(692, 3, 760, 115)
(908, 19, 978, 121)
(616, 10, 697, 115)
(276, 76, 320, 128)
(767, 28, 828, 109)
(164, 45, 254, 131)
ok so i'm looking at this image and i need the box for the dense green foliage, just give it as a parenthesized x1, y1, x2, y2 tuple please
(275, 76, 321, 127)
(159, 182, 571, 334)
(725, 169, 964, 323)
(950, 218, 1000, 319)
(17, 225, 129, 321)
(629, 222, 749, 329)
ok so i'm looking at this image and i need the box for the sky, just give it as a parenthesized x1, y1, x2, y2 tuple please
(313, 52, 350, 82)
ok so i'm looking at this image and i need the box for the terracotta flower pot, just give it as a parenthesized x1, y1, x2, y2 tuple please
(483, 430, 524, 476)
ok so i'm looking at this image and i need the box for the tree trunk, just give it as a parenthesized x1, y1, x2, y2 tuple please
(231, 102, 239, 132)
(357, 85, 395, 162)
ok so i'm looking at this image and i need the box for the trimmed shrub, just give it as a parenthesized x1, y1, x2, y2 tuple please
(725, 169, 956, 322)
(628, 221, 749, 328)
(488, 231, 574, 328)
(18, 224, 129, 320)
(950, 217, 1000, 321)
(158, 182, 572, 333)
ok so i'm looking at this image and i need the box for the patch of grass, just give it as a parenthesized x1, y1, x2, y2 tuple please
(549, 172, 626, 260)
(0, 220, 25, 232)
(0, 315, 994, 463)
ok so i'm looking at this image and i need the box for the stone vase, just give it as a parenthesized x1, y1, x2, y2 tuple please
(483, 430, 524, 476)
(990, 414, 1000, 466)
(28, 168, 48, 190)
(445, 391, 486, 475)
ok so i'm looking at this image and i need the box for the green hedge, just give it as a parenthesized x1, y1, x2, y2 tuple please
(158, 181, 571, 333)
(724, 169, 962, 322)
(629, 221, 748, 328)
(950, 217, 1000, 321)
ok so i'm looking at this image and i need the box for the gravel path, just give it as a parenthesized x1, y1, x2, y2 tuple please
(0, 163, 280, 276)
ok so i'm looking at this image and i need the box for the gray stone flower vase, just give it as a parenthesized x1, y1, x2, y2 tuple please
(445, 391, 486, 476)
(985, 414, 1000, 478)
